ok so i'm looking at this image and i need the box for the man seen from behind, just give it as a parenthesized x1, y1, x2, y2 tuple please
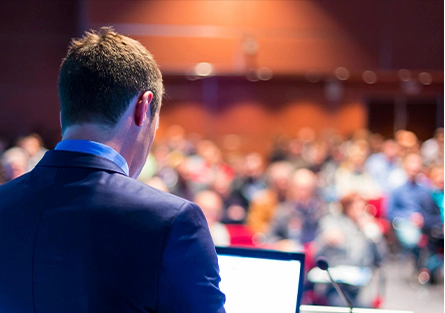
(0, 27, 226, 313)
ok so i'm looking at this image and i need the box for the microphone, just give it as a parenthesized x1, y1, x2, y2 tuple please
(316, 257, 354, 313)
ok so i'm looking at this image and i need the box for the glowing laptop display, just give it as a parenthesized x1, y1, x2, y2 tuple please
(216, 246, 305, 313)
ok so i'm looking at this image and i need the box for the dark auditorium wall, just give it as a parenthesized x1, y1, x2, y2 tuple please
(0, 0, 79, 147)
(0, 0, 443, 154)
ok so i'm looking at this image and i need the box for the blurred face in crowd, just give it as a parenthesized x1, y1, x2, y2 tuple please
(382, 140, 400, 161)
(288, 139, 304, 157)
(290, 169, 316, 203)
(194, 190, 223, 226)
(369, 133, 384, 153)
(18, 135, 43, 158)
(404, 153, 423, 181)
(266, 161, 293, 194)
(396, 130, 419, 157)
(307, 142, 328, 166)
(244, 152, 264, 178)
(211, 172, 233, 197)
(348, 144, 368, 168)
(343, 194, 366, 223)
(2, 147, 29, 180)
(430, 166, 444, 190)
(435, 128, 444, 145)
(198, 140, 221, 164)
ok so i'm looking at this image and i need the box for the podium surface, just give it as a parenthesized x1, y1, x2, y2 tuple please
(300, 305, 413, 313)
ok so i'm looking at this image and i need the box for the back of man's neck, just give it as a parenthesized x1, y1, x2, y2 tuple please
(62, 124, 117, 142)
(62, 124, 123, 154)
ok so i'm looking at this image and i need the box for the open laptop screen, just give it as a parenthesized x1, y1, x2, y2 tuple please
(216, 246, 305, 313)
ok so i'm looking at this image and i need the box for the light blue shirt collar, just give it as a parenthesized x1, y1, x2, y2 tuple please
(55, 140, 129, 176)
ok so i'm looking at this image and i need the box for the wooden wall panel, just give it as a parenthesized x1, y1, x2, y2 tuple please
(155, 87, 368, 157)
(0, 0, 442, 151)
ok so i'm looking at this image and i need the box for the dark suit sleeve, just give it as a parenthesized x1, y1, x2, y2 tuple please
(157, 202, 226, 313)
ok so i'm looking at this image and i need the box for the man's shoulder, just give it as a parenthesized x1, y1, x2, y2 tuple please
(107, 174, 193, 210)
(0, 172, 31, 193)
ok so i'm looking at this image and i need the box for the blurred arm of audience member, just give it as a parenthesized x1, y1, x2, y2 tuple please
(321, 226, 347, 247)
(246, 189, 278, 234)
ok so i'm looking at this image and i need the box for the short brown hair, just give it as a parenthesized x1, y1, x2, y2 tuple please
(58, 26, 163, 131)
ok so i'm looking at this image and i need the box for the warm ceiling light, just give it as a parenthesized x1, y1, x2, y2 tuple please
(362, 70, 377, 84)
(335, 67, 350, 81)
(418, 72, 432, 85)
(257, 67, 273, 81)
(194, 62, 213, 77)
(398, 69, 411, 82)
(246, 68, 259, 82)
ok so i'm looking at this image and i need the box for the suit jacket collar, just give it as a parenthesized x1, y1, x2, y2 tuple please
(36, 150, 128, 176)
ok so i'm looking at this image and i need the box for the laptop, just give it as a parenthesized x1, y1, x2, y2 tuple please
(215, 246, 305, 313)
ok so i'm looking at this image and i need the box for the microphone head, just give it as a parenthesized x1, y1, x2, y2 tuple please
(316, 257, 329, 271)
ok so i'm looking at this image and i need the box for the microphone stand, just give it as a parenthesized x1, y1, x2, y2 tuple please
(317, 258, 354, 313)
(325, 267, 354, 313)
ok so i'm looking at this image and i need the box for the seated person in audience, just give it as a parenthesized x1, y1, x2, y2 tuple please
(334, 142, 382, 201)
(16, 133, 48, 171)
(365, 139, 405, 194)
(387, 153, 435, 267)
(318, 140, 345, 202)
(286, 137, 311, 169)
(313, 193, 385, 307)
(247, 161, 294, 234)
(368, 133, 384, 155)
(231, 152, 267, 211)
(428, 165, 444, 222)
(268, 168, 326, 251)
(421, 128, 444, 168)
(194, 190, 230, 247)
(306, 140, 329, 174)
(187, 139, 234, 194)
(210, 171, 247, 224)
(419, 165, 444, 283)
(1, 146, 30, 181)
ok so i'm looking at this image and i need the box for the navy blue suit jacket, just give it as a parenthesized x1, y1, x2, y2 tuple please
(0, 150, 226, 312)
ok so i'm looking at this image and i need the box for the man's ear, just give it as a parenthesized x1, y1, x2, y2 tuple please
(134, 91, 153, 126)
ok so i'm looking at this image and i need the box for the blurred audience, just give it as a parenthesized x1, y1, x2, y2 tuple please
(1, 126, 443, 300)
